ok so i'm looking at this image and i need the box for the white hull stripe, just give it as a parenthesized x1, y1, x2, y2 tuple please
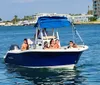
(20, 64, 75, 69)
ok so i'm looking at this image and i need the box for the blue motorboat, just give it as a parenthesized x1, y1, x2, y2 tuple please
(4, 16, 88, 69)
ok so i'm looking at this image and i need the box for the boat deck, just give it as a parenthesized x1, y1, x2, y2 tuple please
(7, 45, 88, 53)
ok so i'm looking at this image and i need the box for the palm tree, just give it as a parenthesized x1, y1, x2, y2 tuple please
(0, 18, 2, 22)
(23, 16, 33, 20)
(12, 15, 18, 24)
(14, 15, 18, 23)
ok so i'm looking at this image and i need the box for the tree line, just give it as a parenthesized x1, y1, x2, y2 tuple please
(0, 15, 36, 24)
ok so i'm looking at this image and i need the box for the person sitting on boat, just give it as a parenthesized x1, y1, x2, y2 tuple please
(43, 41, 49, 49)
(49, 39, 55, 49)
(54, 39, 60, 49)
(73, 43, 78, 48)
(68, 41, 74, 48)
(21, 38, 29, 51)
(68, 41, 78, 48)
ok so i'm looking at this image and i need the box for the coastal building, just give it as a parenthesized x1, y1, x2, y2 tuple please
(17, 20, 36, 26)
(93, 0, 100, 18)
(5, 22, 13, 26)
(0, 22, 14, 26)
(71, 14, 93, 23)
(0, 22, 5, 26)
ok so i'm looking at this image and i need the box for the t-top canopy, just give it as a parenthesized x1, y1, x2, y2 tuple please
(34, 16, 71, 28)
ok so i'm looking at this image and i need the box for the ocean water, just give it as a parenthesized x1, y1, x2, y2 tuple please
(0, 25, 100, 85)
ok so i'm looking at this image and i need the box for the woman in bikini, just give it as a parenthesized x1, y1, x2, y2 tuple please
(49, 39, 55, 49)
(54, 39, 60, 49)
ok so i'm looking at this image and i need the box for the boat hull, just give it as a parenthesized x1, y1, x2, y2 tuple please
(4, 51, 82, 68)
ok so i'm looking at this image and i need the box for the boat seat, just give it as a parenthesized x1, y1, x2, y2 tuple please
(43, 36, 56, 40)
(27, 38, 34, 44)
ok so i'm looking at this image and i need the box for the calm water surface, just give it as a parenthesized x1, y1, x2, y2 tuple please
(0, 25, 100, 85)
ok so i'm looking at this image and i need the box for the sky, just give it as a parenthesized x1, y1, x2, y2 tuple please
(0, 0, 92, 20)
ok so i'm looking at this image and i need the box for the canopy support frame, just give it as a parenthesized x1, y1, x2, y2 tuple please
(72, 23, 85, 45)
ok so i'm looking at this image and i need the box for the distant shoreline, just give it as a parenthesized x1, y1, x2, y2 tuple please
(74, 21, 100, 25)
(0, 22, 100, 26)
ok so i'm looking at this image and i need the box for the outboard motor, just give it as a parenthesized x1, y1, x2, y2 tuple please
(9, 44, 20, 51)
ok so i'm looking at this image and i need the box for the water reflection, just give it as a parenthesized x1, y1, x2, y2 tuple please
(6, 65, 85, 85)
